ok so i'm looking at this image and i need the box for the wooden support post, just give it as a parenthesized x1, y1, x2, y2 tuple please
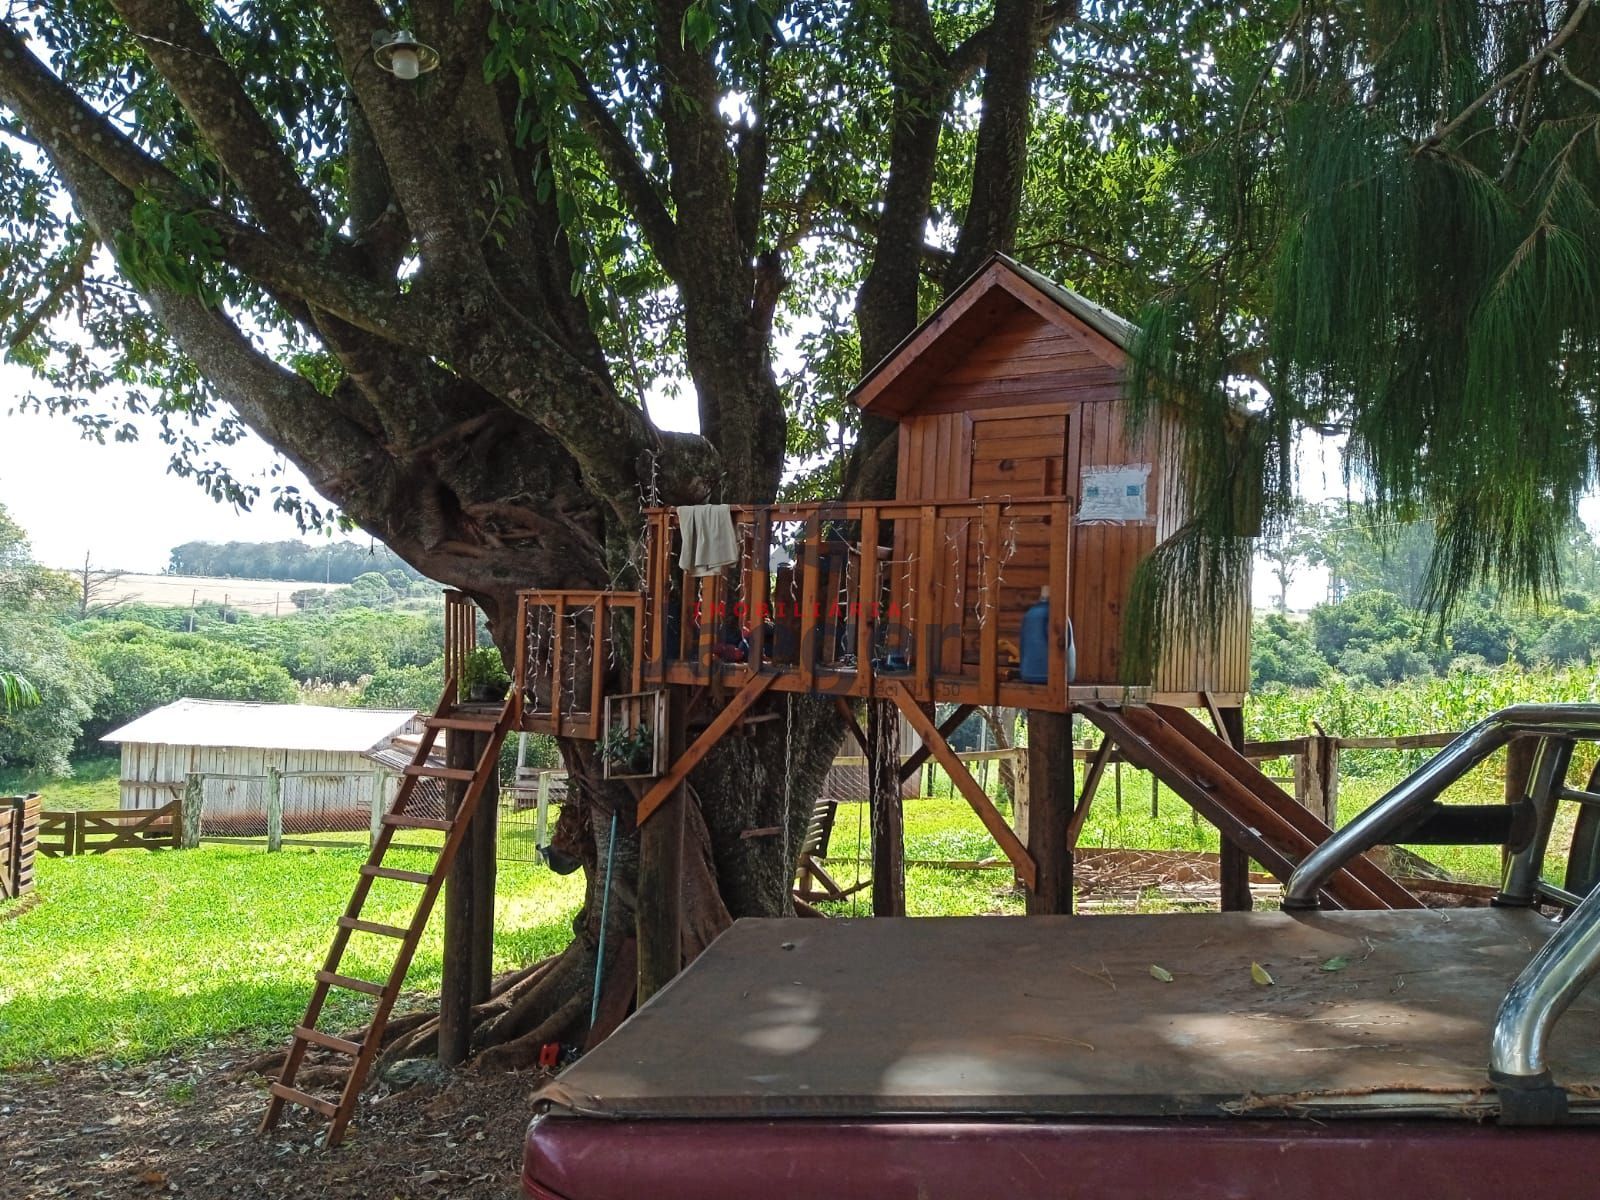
(890, 684, 1036, 889)
(265, 766, 283, 853)
(1505, 734, 1537, 876)
(1025, 710, 1073, 915)
(867, 698, 905, 917)
(1216, 706, 1252, 912)
(181, 774, 203, 849)
(439, 728, 477, 1068)
(1294, 735, 1340, 827)
(471, 752, 498, 1004)
(638, 690, 687, 1004)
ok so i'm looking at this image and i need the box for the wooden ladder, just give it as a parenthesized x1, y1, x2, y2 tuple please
(260, 681, 516, 1146)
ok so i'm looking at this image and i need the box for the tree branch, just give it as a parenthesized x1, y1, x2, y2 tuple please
(1419, 0, 1593, 152)
(110, 0, 326, 246)
(316, 0, 483, 274)
(0, 20, 419, 342)
(946, 0, 1046, 287)
(5, 235, 92, 349)
(570, 70, 681, 274)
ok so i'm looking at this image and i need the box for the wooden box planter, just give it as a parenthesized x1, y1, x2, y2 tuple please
(602, 691, 668, 781)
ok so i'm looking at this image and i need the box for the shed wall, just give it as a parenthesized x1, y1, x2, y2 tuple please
(118, 742, 405, 835)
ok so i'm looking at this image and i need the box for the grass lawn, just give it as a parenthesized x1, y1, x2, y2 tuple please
(0, 747, 1560, 1069)
(0, 841, 584, 1068)
(0, 754, 120, 811)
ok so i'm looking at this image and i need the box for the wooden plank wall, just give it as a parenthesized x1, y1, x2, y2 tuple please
(1150, 417, 1251, 697)
(118, 735, 420, 833)
(1070, 398, 1158, 687)
(886, 300, 1248, 697)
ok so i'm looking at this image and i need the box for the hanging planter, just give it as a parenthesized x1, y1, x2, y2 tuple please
(601, 691, 667, 780)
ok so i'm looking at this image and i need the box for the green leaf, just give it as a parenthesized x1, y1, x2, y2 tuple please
(1320, 955, 1349, 972)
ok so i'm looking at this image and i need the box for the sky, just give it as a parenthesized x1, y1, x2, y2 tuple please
(0, 359, 701, 574)
(5, 353, 1577, 611)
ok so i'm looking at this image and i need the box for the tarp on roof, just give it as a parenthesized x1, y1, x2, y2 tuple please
(101, 698, 419, 752)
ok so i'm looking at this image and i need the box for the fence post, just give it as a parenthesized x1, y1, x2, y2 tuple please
(265, 767, 283, 852)
(369, 772, 386, 847)
(1294, 735, 1340, 827)
(534, 770, 551, 854)
(181, 774, 204, 849)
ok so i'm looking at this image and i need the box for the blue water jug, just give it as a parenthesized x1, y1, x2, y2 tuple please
(1019, 591, 1051, 683)
(1019, 589, 1074, 685)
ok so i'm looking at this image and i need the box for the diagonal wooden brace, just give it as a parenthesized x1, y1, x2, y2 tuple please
(636, 672, 779, 824)
(883, 680, 1037, 890)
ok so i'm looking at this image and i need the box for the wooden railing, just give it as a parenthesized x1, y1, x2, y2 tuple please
(642, 498, 1073, 710)
(518, 590, 644, 739)
(443, 589, 477, 689)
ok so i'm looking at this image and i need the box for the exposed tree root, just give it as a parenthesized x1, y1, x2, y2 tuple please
(473, 991, 590, 1071)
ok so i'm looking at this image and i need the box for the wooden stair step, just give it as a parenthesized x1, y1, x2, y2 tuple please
(426, 715, 502, 731)
(294, 1025, 362, 1056)
(405, 764, 477, 781)
(360, 864, 432, 885)
(383, 814, 452, 832)
(268, 1082, 338, 1118)
(339, 916, 411, 939)
(316, 970, 386, 997)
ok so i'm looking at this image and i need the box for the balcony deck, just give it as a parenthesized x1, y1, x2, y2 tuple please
(512, 497, 1144, 738)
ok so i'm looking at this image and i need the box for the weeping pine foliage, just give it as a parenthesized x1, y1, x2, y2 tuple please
(1125, 0, 1600, 668)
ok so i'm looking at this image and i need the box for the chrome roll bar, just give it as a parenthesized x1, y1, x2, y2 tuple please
(1283, 704, 1600, 908)
(1490, 879, 1600, 1116)
(1283, 703, 1600, 1118)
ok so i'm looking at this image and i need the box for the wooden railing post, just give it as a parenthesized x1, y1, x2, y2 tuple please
(265, 766, 283, 852)
(181, 774, 204, 849)
(369, 772, 386, 847)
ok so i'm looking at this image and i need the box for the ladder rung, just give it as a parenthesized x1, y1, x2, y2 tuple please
(339, 916, 410, 939)
(426, 715, 501, 731)
(294, 1025, 361, 1056)
(269, 1082, 338, 1117)
(317, 970, 386, 997)
(360, 864, 432, 885)
(405, 765, 477, 781)
(383, 814, 452, 832)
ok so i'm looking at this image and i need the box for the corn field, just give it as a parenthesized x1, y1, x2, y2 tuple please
(1247, 664, 1600, 778)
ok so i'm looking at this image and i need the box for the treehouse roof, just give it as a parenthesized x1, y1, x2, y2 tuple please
(850, 253, 1137, 419)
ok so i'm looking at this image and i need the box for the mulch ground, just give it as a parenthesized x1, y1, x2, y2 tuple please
(2, 1044, 545, 1199)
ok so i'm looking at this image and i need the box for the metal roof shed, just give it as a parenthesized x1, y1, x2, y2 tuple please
(102, 699, 427, 838)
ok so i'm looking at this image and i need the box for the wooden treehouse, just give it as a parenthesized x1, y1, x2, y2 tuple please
(262, 256, 1416, 1147)
(516, 254, 1414, 926)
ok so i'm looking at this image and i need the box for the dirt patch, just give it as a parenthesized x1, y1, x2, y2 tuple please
(1, 1044, 544, 1199)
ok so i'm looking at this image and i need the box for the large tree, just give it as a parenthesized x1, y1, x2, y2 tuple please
(0, 0, 1254, 1057)
(1128, 0, 1600, 641)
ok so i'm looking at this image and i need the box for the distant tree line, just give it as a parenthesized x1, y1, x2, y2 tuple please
(166, 540, 426, 584)
(1259, 502, 1600, 613)
(1255, 589, 1600, 689)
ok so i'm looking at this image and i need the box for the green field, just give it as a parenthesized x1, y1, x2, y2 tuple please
(0, 741, 1566, 1069)
(0, 841, 584, 1067)
(0, 754, 120, 811)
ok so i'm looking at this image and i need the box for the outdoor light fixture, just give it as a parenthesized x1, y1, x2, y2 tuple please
(371, 29, 439, 80)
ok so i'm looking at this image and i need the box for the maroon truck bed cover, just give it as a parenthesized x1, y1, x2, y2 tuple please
(526, 911, 1600, 1198)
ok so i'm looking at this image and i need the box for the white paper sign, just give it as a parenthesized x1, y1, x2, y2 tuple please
(1078, 465, 1151, 522)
